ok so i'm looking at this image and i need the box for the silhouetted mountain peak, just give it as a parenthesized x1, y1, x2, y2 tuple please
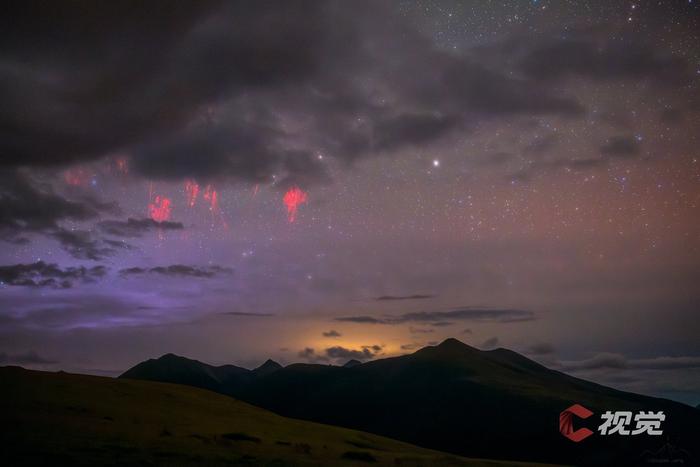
(157, 353, 188, 362)
(436, 337, 470, 349)
(415, 337, 478, 358)
(120, 339, 700, 465)
(253, 359, 282, 376)
(342, 359, 362, 368)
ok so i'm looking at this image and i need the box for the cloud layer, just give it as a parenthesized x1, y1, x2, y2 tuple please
(336, 307, 535, 325)
(0, 261, 107, 288)
(119, 265, 232, 278)
(98, 218, 184, 237)
(0, 1, 606, 189)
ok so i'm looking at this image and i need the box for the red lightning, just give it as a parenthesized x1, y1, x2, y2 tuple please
(202, 184, 228, 229)
(203, 185, 219, 212)
(185, 180, 200, 207)
(116, 157, 129, 175)
(149, 196, 172, 222)
(64, 168, 89, 186)
(283, 186, 308, 223)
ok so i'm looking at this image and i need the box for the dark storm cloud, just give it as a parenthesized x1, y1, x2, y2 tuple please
(0, 170, 121, 258)
(0, 350, 57, 365)
(629, 357, 700, 370)
(409, 327, 434, 334)
(322, 330, 341, 338)
(0, 170, 115, 238)
(103, 239, 133, 251)
(425, 308, 534, 323)
(560, 353, 700, 372)
(220, 311, 274, 317)
(98, 218, 184, 237)
(561, 353, 628, 371)
(0, 1, 319, 161)
(475, 27, 694, 178)
(522, 134, 559, 157)
(480, 337, 500, 350)
(336, 307, 534, 325)
(517, 34, 692, 87)
(0, 1, 588, 187)
(297, 347, 325, 362)
(599, 136, 641, 158)
(373, 113, 461, 151)
(119, 264, 232, 278)
(375, 294, 436, 301)
(51, 229, 119, 261)
(297, 344, 382, 363)
(511, 135, 641, 180)
(325, 345, 382, 361)
(0, 261, 106, 289)
(0, 1, 218, 166)
(439, 59, 584, 117)
(526, 343, 556, 355)
(0, 0, 327, 183)
(335, 316, 384, 324)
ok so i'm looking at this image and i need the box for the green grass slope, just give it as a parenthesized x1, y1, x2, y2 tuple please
(0, 366, 556, 467)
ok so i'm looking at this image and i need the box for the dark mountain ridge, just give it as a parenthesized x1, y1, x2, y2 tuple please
(120, 352, 251, 392)
(3, 366, 515, 466)
(120, 338, 700, 466)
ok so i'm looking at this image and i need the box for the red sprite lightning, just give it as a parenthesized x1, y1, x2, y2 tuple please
(116, 157, 129, 174)
(203, 185, 219, 212)
(185, 180, 200, 207)
(64, 168, 89, 186)
(202, 184, 228, 229)
(283, 186, 308, 223)
(149, 196, 172, 222)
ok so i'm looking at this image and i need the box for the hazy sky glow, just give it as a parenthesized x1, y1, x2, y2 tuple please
(1, 1, 699, 405)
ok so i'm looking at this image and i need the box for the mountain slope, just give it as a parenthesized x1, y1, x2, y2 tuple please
(121, 338, 700, 465)
(0, 366, 555, 467)
(119, 352, 252, 392)
(252, 358, 283, 377)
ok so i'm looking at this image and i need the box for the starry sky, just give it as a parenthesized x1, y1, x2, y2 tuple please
(1, 0, 699, 405)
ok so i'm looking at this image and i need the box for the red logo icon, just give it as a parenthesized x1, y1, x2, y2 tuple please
(560, 404, 594, 442)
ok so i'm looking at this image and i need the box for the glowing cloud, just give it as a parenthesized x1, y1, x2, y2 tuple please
(283, 186, 308, 223)
(148, 196, 172, 222)
(63, 168, 89, 186)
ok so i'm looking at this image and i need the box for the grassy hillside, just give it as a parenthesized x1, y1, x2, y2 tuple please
(0, 366, 555, 466)
(122, 339, 698, 465)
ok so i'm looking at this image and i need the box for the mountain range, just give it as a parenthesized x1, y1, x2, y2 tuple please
(4, 365, 548, 466)
(121, 338, 700, 466)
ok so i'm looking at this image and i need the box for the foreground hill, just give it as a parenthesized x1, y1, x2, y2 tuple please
(0, 366, 552, 467)
(122, 338, 700, 466)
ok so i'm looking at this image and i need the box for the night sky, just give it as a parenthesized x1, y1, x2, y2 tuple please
(1, 1, 699, 405)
